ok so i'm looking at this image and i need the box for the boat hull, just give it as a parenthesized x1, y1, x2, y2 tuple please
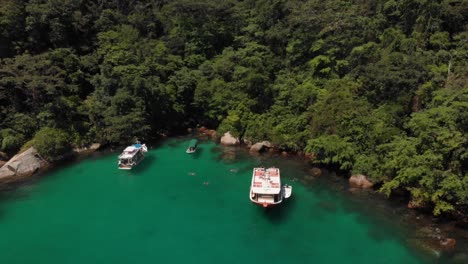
(249, 190, 283, 208)
(250, 200, 282, 208)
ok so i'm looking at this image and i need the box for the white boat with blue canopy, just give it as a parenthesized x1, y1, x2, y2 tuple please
(118, 143, 148, 170)
(186, 139, 198, 154)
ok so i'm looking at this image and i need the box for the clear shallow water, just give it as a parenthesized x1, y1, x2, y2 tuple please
(0, 138, 424, 264)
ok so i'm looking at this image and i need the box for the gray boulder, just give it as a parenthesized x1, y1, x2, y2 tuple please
(0, 147, 48, 181)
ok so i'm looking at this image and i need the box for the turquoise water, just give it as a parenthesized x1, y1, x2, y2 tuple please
(0, 139, 424, 264)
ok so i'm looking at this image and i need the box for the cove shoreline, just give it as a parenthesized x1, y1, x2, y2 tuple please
(196, 127, 468, 263)
(0, 132, 467, 263)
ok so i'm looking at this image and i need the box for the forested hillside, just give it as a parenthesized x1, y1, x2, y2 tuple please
(0, 0, 467, 215)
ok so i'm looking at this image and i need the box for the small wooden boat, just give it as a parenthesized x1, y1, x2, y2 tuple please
(118, 143, 148, 170)
(186, 139, 198, 154)
(283, 184, 292, 199)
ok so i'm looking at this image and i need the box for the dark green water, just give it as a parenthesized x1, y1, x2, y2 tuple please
(0, 138, 425, 264)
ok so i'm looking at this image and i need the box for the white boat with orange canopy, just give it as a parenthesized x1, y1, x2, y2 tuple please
(249, 167, 292, 207)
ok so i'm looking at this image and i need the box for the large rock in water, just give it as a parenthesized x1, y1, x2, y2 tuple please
(349, 174, 374, 189)
(249, 141, 272, 152)
(0, 147, 48, 181)
(220, 132, 240, 146)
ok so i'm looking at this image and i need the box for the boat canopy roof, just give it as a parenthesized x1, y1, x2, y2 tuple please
(251, 167, 281, 194)
(119, 145, 143, 159)
(188, 139, 198, 148)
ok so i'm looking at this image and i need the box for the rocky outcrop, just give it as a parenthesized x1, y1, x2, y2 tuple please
(220, 132, 240, 146)
(408, 237, 457, 259)
(349, 174, 374, 189)
(407, 225, 459, 259)
(250, 143, 264, 152)
(74, 143, 101, 154)
(198, 127, 218, 139)
(408, 199, 428, 210)
(439, 238, 456, 251)
(0, 160, 6, 168)
(304, 152, 316, 160)
(0, 147, 49, 181)
(249, 141, 272, 152)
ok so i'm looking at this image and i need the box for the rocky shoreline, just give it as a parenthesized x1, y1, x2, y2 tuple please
(0, 144, 101, 185)
(198, 127, 468, 263)
(1, 129, 467, 262)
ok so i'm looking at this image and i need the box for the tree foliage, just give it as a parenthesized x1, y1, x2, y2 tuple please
(32, 127, 71, 161)
(0, 0, 467, 215)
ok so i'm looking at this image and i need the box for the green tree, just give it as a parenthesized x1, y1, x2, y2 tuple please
(33, 127, 71, 161)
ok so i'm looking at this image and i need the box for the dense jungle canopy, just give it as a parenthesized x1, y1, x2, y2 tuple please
(0, 0, 467, 216)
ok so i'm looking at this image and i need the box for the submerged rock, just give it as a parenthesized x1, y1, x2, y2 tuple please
(349, 174, 374, 189)
(439, 238, 456, 251)
(220, 132, 240, 146)
(304, 175, 315, 182)
(408, 225, 459, 260)
(308, 167, 322, 177)
(0, 147, 48, 181)
(451, 253, 468, 264)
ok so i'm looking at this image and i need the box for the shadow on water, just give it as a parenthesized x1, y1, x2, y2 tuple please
(0, 182, 40, 220)
(191, 147, 204, 159)
(131, 155, 156, 174)
(262, 196, 297, 224)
